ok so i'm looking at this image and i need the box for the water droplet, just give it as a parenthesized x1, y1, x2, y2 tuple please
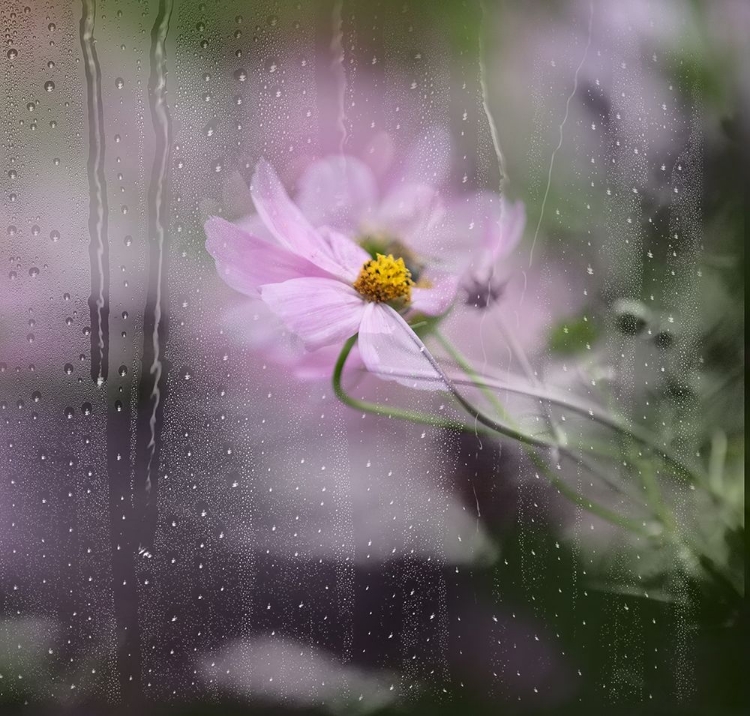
(31, 225, 40, 236)
(48, 22, 56, 31)
(613, 299, 649, 336)
(81, 402, 92, 416)
(32, 391, 41, 402)
(115, 77, 124, 89)
(118, 365, 128, 377)
(65, 407, 74, 419)
(233, 68, 247, 82)
(50, 229, 60, 242)
(44, 80, 55, 92)
(7, 49, 18, 60)
(64, 363, 74, 375)
(28, 266, 39, 278)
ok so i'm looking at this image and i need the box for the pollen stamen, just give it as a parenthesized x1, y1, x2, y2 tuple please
(353, 253, 414, 303)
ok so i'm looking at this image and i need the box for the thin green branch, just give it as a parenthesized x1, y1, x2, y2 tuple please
(333, 335, 651, 537)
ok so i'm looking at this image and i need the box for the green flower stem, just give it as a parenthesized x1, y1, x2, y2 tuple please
(333, 335, 650, 537)
(494, 311, 567, 447)
(432, 331, 652, 536)
(332, 335, 497, 438)
(434, 334, 703, 484)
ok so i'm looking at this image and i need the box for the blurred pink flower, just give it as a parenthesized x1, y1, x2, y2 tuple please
(206, 159, 455, 389)
(207, 131, 527, 384)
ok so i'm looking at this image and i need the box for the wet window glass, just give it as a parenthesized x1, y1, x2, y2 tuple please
(0, 2, 744, 715)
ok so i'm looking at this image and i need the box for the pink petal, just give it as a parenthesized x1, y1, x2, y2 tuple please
(291, 343, 363, 381)
(373, 183, 444, 245)
(318, 226, 371, 280)
(358, 303, 447, 391)
(250, 159, 352, 278)
(295, 155, 379, 234)
(260, 278, 365, 351)
(205, 217, 331, 297)
(234, 212, 275, 243)
(426, 193, 526, 274)
(411, 272, 459, 316)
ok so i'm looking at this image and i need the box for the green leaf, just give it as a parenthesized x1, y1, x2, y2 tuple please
(548, 314, 599, 355)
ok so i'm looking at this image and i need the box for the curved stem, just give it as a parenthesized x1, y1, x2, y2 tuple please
(333, 335, 496, 438)
(494, 311, 567, 446)
(427, 332, 651, 535)
(432, 332, 703, 484)
(333, 336, 650, 537)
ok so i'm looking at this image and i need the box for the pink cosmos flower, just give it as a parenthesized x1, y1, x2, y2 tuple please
(206, 130, 526, 385)
(206, 159, 456, 390)
(286, 127, 526, 285)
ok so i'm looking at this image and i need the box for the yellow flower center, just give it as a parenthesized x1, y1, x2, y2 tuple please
(353, 253, 414, 303)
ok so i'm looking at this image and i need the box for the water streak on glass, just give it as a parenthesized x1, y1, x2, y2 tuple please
(136, 0, 174, 548)
(79, 0, 110, 384)
(330, 0, 348, 154)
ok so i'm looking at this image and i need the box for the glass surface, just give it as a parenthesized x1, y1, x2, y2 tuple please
(0, 1, 744, 714)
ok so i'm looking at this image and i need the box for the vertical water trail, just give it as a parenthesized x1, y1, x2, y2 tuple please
(81, 0, 134, 699)
(528, 0, 594, 268)
(479, 0, 506, 196)
(331, 0, 348, 154)
(476, 0, 507, 432)
(80, 0, 110, 384)
(135, 0, 173, 550)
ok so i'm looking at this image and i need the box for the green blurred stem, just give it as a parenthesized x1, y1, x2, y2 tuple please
(431, 330, 651, 535)
(435, 335, 703, 485)
(333, 335, 650, 537)
(332, 335, 498, 438)
(436, 333, 740, 595)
